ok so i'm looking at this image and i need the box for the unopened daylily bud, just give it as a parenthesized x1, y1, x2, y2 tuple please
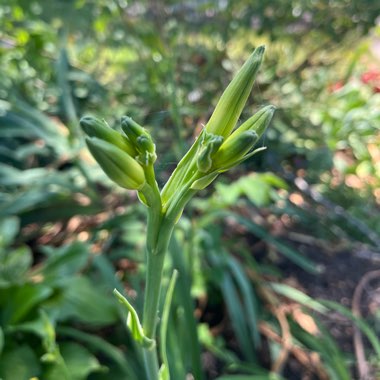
(197, 134, 224, 173)
(80, 116, 137, 157)
(137, 135, 157, 164)
(121, 116, 155, 154)
(212, 130, 258, 169)
(86, 137, 145, 190)
(229, 105, 275, 141)
(206, 46, 265, 138)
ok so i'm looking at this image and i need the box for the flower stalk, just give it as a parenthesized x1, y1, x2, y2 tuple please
(80, 45, 274, 380)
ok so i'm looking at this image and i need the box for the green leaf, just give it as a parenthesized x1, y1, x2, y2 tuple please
(215, 182, 243, 205)
(19, 198, 101, 225)
(289, 318, 351, 380)
(0, 327, 3, 356)
(269, 283, 329, 314)
(59, 342, 104, 380)
(41, 361, 70, 380)
(220, 269, 256, 361)
(7, 310, 58, 361)
(198, 324, 273, 377)
(57, 48, 79, 132)
(159, 270, 178, 380)
(238, 174, 272, 207)
(168, 235, 204, 380)
(217, 376, 282, 380)
(206, 248, 257, 362)
(0, 107, 65, 153)
(0, 246, 32, 287)
(0, 164, 49, 186)
(46, 276, 118, 326)
(113, 289, 155, 348)
(2, 283, 53, 324)
(320, 299, 380, 358)
(57, 326, 139, 377)
(0, 344, 41, 380)
(227, 256, 260, 347)
(35, 242, 90, 284)
(208, 211, 321, 273)
(10, 99, 70, 155)
(0, 217, 19, 247)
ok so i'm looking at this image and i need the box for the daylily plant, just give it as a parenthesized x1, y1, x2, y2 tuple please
(80, 45, 275, 380)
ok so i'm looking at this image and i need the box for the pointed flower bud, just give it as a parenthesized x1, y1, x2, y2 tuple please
(229, 105, 275, 141)
(121, 116, 155, 154)
(80, 116, 137, 157)
(206, 46, 265, 138)
(212, 130, 258, 170)
(86, 137, 145, 190)
(196, 133, 224, 173)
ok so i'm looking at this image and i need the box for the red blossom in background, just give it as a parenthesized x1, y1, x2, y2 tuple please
(328, 69, 380, 94)
(328, 80, 344, 93)
(361, 69, 380, 93)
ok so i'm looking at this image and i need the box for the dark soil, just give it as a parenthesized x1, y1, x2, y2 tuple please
(278, 241, 380, 379)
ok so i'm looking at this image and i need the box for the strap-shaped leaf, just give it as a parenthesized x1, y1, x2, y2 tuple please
(113, 289, 155, 349)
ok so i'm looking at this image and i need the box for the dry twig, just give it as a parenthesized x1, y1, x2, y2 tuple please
(352, 270, 380, 380)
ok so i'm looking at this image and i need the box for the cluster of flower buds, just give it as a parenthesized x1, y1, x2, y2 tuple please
(161, 46, 275, 208)
(80, 116, 156, 191)
(197, 45, 275, 175)
(81, 45, 275, 217)
(80, 46, 275, 356)
(197, 105, 274, 174)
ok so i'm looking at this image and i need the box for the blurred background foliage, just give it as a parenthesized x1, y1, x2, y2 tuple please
(0, 0, 380, 379)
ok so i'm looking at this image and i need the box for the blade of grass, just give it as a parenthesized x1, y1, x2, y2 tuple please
(202, 210, 321, 274)
(269, 283, 329, 314)
(320, 300, 380, 358)
(57, 326, 141, 379)
(207, 248, 257, 363)
(159, 270, 178, 380)
(227, 255, 261, 348)
(289, 318, 351, 380)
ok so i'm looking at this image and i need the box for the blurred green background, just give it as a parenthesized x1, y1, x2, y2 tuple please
(0, 1, 380, 379)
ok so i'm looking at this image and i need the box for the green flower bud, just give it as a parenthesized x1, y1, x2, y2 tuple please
(121, 116, 155, 154)
(229, 105, 275, 141)
(80, 116, 137, 157)
(86, 137, 145, 190)
(196, 133, 224, 173)
(206, 46, 265, 138)
(136, 135, 157, 165)
(212, 130, 258, 170)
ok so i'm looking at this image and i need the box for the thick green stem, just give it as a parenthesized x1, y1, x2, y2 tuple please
(143, 243, 166, 338)
(137, 165, 164, 380)
(143, 345, 160, 380)
(140, 166, 200, 379)
(141, 249, 164, 377)
(139, 165, 175, 379)
(141, 220, 173, 380)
